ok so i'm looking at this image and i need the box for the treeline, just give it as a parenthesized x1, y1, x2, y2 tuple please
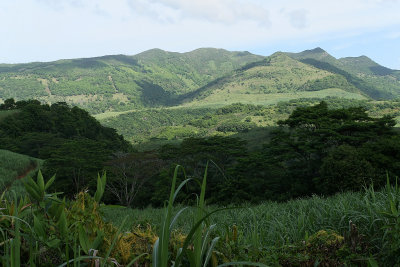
(0, 98, 131, 196)
(2, 99, 400, 207)
(103, 101, 400, 207)
(101, 98, 400, 146)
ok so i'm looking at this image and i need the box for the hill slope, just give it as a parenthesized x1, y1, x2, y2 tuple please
(0, 149, 42, 191)
(287, 48, 400, 99)
(179, 52, 367, 107)
(0, 49, 263, 113)
(1, 47, 399, 114)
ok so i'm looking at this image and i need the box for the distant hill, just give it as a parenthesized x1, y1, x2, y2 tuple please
(286, 47, 400, 99)
(0, 48, 263, 113)
(179, 52, 367, 107)
(1, 47, 399, 114)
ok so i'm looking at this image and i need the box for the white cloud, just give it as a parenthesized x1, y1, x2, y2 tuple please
(0, 0, 400, 68)
(126, 0, 270, 26)
(288, 9, 308, 29)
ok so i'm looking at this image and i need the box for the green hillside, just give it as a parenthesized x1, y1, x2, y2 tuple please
(0, 48, 263, 113)
(99, 97, 400, 150)
(179, 52, 365, 106)
(287, 47, 400, 99)
(1, 47, 400, 114)
(0, 149, 42, 192)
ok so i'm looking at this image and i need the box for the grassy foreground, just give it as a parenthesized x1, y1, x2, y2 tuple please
(102, 190, 385, 246)
(102, 181, 400, 265)
(0, 168, 399, 266)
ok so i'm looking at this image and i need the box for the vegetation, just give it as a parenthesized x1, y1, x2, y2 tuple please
(0, 99, 131, 197)
(1, 47, 400, 116)
(2, 46, 400, 265)
(0, 149, 42, 193)
(3, 98, 400, 208)
(287, 47, 400, 99)
(180, 53, 362, 104)
(0, 48, 263, 113)
(103, 179, 400, 266)
(1, 167, 400, 265)
(99, 98, 400, 150)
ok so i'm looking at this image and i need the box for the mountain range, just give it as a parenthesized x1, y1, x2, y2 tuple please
(0, 47, 399, 114)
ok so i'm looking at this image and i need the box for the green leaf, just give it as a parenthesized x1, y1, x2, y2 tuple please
(126, 253, 148, 267)
(37, 170, 45, 196)
(368, 258, 379, 267)
(24, 185, 41, 202)
(24, 176, 42, 201)
(26, 176, 40, 192)
(152, 238, 160, 267)
(94, 173, 106, 203)
(50, 199, 65, 220)
(45, 174, 56, 191)
(33, 215, 46, 239)
(46, 238, 61, 248)
(58, 210, 68, 238)
(203, 237, 220, 267)
(101, 172, 106, 191)
(79, 226, 90, 254)
(91, 231, 104, 250)
(390, 200, 398, 216)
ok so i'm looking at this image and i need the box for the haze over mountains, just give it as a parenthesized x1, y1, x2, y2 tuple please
(0, 47, 399, 114)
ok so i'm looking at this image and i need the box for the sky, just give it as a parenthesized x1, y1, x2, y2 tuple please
(1, 0, 400, 69)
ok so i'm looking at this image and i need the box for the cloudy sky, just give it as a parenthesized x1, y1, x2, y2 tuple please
(1, 0, 400, 69)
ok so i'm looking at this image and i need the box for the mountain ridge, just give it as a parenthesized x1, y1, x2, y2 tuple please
(0, 47, 399, 114)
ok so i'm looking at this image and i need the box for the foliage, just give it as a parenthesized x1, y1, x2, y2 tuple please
(99, 101, 400, 207)
(104, 151, 167, 207)
(0, 166, 266, 266)
(103, 181, 400, 265)
(0, 171, 152, 266)
(100, 107, 212, 144)
(99, 97, 400, 151)
(2, 165, 398, 265)
(243, 101, 399, 199)
(0, 100, 131, 195)
(151, 136, 247, 206)
(0, 149, 42, 192)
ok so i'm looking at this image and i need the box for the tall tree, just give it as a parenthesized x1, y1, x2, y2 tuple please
(105, 151, 165, 207)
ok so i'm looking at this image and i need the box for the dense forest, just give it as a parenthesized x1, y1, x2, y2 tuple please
(0, 98, 131, 196)
(2, 99, 399, 207)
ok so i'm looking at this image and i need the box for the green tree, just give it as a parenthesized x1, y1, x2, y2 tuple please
(105, 151, 166, 207)
(43, 138, 110, 196)
(0, 98, 16, 110)
(155, 136, 248, 205)
(317, 145, 379, 194)
(268, 101, 398, 196)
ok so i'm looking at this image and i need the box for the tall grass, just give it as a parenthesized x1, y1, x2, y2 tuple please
(1, 165, 399, 265)
(103, 188, 396, 253)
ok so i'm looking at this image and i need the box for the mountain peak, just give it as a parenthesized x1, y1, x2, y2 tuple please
(286, 47, 336, 63)
(305, 47, 326, 53)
